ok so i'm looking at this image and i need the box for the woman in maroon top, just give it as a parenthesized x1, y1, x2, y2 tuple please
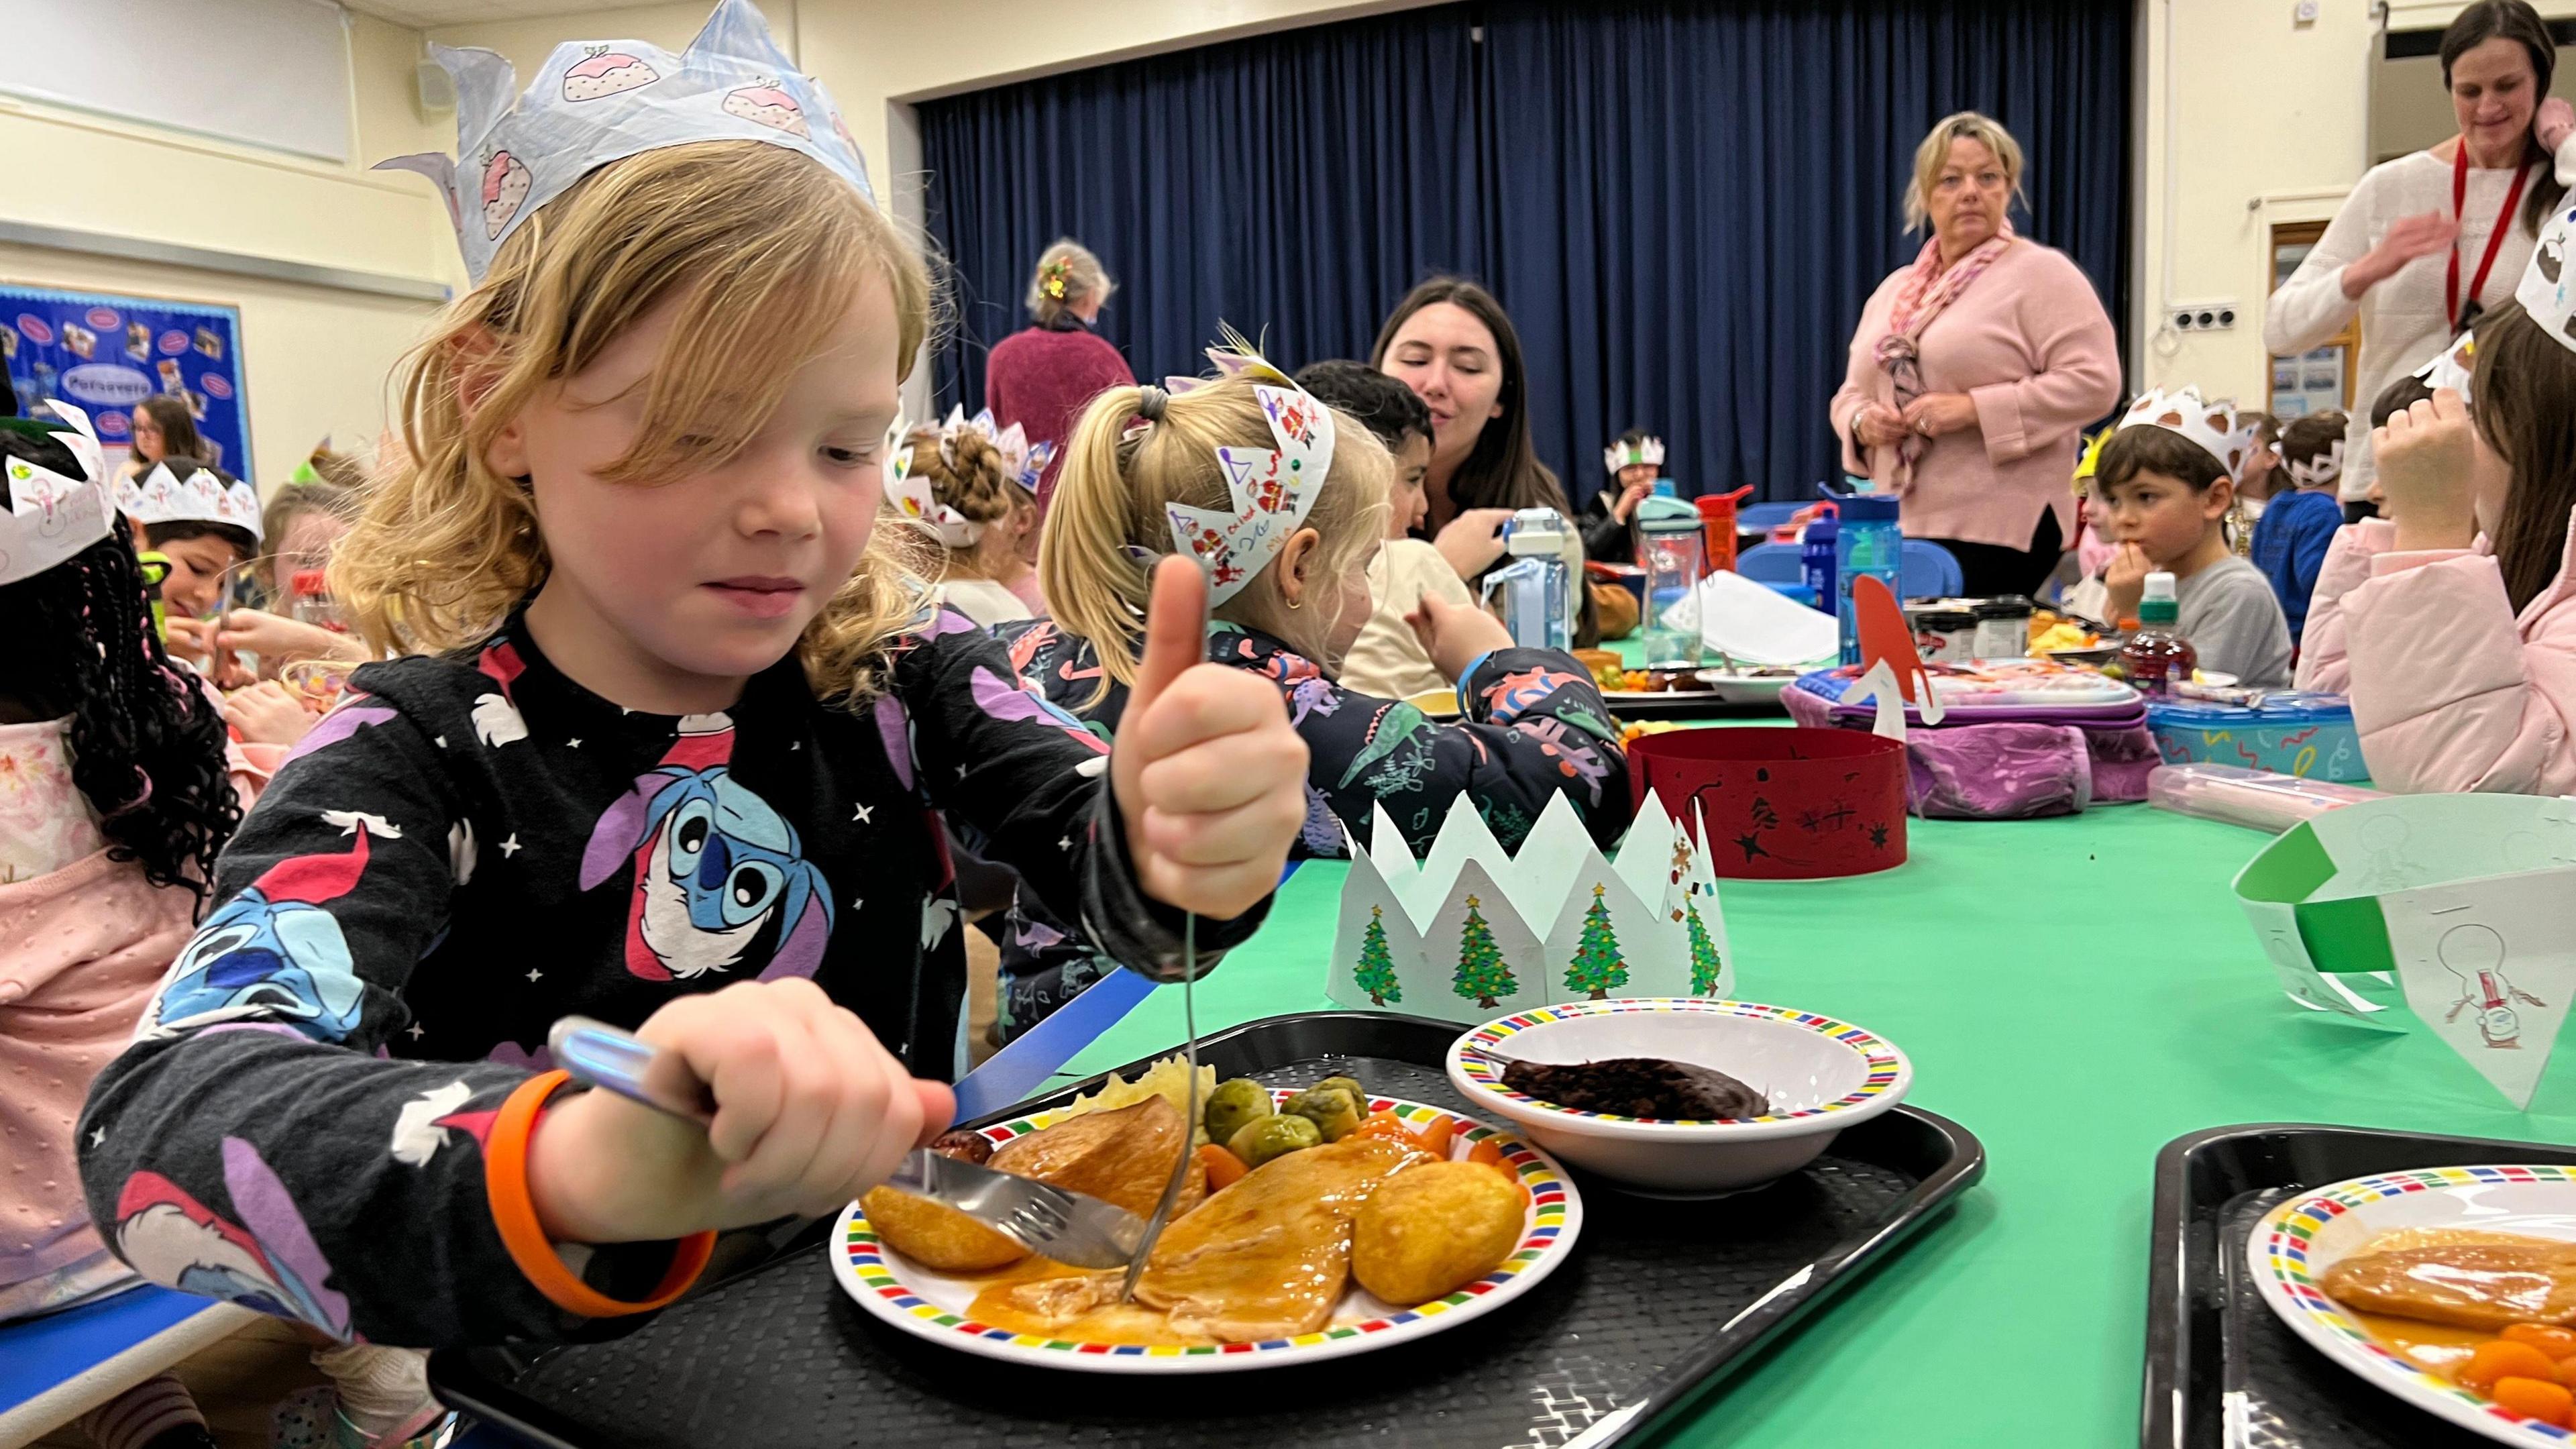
(982, 238, 1136, 509)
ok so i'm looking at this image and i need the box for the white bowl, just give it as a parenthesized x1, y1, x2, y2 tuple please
(1444, 998, 1913, 1195)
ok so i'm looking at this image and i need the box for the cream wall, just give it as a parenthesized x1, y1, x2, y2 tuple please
(0, 12, 457, 491)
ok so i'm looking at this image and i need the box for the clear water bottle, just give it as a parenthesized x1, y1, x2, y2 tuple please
(1834, 493, 1902, 664)
(1635, 499, 1705, 669)
(1481, 507, 1574, 652)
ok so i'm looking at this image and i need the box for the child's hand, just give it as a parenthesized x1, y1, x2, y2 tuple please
(1607, 479, 1653, 523)
(1434, 507, 1516, 580)
(526, 979, 955, 1244)
(162, 615, 215, 667)
(1111, 558, 1309, 922)
(221, 681, 315, 747)
(2103, 542, 2154, 623)
(217, 609, 368, 669)
(1405, 592, 1517, 683)
(2376, 389, 2480, 551)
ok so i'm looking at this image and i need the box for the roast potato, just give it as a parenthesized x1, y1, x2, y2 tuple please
(859, 1186, 1029, 1273)
(1350, 1160, 1525, 1306)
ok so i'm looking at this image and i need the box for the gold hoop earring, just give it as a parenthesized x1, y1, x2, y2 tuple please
(1285, 596, 1303, 610)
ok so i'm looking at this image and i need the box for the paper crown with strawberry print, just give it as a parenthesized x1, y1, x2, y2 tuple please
(117, 459, 262, 541)
(1, 402, 113, 587)
(936, 405, 1057, 497)
(2114, 386, 2260, 479)
(883, 443, 981, 548)
(1162, 353, 1338, 606)
(2518, 199, 2576, 356)
(1603, 435, 1665, 474)
(377, 0, 873, 283)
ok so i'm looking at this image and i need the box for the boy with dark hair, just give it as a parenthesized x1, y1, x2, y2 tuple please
(2251, 411, 2351, 645)
(2094, 389, 2294, 687)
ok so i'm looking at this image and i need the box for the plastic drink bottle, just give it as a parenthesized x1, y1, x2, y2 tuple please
(2120, 571, 2196, 696)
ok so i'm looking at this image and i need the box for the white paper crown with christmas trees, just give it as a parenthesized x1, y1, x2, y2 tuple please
(1329, 789, 1733, 1025)
(1603, 435, 1666, 473)
(117, 460, 261, 541)
(1, 402, 112, 587)
(376, 0, 871, 284)
(2118, 386, 2260, 479)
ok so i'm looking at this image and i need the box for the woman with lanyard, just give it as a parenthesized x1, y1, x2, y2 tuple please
(1831, 111, 2120, 597)
(2267, 0, 2576, 521)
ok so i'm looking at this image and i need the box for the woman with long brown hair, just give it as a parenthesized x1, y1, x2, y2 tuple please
(117, 394, 205, 480)
(2267, 0, 2576, 516)
(1371, 277, 1593, 639)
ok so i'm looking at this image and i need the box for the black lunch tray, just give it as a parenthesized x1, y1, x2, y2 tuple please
(431, 1010, 1984, 1449)
(2143, 1122, 2576, 1449)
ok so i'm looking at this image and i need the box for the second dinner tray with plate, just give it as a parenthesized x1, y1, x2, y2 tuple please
(431, 1010, 1984, 1449)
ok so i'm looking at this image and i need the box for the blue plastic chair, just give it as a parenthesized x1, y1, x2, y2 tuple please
(1736, 501, 1806, 531)
(1733, 541, 1804, 584)
(1900, 539, 1964, 598)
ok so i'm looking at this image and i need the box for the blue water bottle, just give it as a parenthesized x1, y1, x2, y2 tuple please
(1801, 515, 1838, 616)
(1479, 508, 1574, 651)
(1833, 493, 1902, 664)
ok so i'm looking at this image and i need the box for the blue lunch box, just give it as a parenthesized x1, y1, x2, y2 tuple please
(2144, 692, 2367, 782)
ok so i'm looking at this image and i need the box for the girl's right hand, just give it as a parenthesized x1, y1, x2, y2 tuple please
(221, 680, 316, 747)
(525, 979, 954, 1244)
(1405, 592, 1517, 682)
(2375, 389, 2480, 551)
(216, 609, 369, 671)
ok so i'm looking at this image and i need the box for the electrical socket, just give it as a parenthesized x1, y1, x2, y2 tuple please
(2167, 300, 2241, 331)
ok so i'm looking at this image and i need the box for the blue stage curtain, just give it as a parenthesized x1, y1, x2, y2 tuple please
(1477, 0, 2131, 504)
(917, 0, 2129, 505)
(917, 6, 1484, 416)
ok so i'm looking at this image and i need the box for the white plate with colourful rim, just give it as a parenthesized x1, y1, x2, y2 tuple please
(2248, 1165, 2576, 1445)
(828, 1091, 1583, 1373)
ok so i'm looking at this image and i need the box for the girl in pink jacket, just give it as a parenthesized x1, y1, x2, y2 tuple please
(2294, 223, 2576, 795)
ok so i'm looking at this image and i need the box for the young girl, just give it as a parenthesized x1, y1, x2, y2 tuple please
(117, 394, 206, 482)
(2294, 220, 2576, 792)
(77, 2, 1307, 1351)
(987, 357, 1628, 1037)
(0, 407, 237, 1448)
(1582, 429, 1663, 563)
(1291, 359, 1460, 700)
(887, 408, 1053, 626)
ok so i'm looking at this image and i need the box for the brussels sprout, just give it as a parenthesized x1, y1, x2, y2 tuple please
(1313, 1075, 1368, 1105)
(1228, 1112, 1322, 1168)
(1202, 1078, 1273, 1148)
(1283, 1086, 1364, 1142)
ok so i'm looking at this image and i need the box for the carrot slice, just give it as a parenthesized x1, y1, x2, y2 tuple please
(1197, 1142, 1248, 1191)
(1412, 1114, 1457, 1160)
(2463, 1340, 2561, 1391)
(2493, 1376, 2575, 1428)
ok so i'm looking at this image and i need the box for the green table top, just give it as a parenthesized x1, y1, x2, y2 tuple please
(1055, 799, 2576, 1446)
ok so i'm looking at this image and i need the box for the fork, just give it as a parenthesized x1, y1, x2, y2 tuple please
(545, 1016, 1152, 1271)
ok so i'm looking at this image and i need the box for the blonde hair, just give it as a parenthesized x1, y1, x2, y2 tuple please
(334, 141, 934, 704)
(1026, 238, 1113, 327)
(1902, 111, 2027, 233)
(1040, 372, 1391, 703)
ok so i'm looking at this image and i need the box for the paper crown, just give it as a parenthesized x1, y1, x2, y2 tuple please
(1604, 435, 1666, 473)
(2412, 329, 2479, 403)
(1, 402, 113, 587)
(2117, 386, 2260, 479)
(2238, 792, 2576, 1108)
(376, 0, 871, 284)
(2518, 199, 2576, 356)
(118, 460, 261, 541)
(937, 405, 1057, 496)
(883, 444, 979, 547)
(1328, 790, 1732, 1024)
(1164, 358, 1336, 604)
(2286, 438, 2346, 491)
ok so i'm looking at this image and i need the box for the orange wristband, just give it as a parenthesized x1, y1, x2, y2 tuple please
(484, 1069, 714, 1318)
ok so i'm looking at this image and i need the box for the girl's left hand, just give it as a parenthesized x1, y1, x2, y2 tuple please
(1111, 558, 1311, 922)
(222, 680, 317, 747)
(2375, 389, 2479, 551)
(1900, 392, 1979, 439)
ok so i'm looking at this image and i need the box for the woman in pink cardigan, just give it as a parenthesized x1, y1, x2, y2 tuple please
(1832, 112, 2122, 598)
(2293, 252, 2576, 796)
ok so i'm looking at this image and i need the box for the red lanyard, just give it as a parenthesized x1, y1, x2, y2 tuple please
(2449, 143, 2534, 329)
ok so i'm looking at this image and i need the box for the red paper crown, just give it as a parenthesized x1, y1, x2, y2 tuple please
(1626, 728, 1908, 879)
